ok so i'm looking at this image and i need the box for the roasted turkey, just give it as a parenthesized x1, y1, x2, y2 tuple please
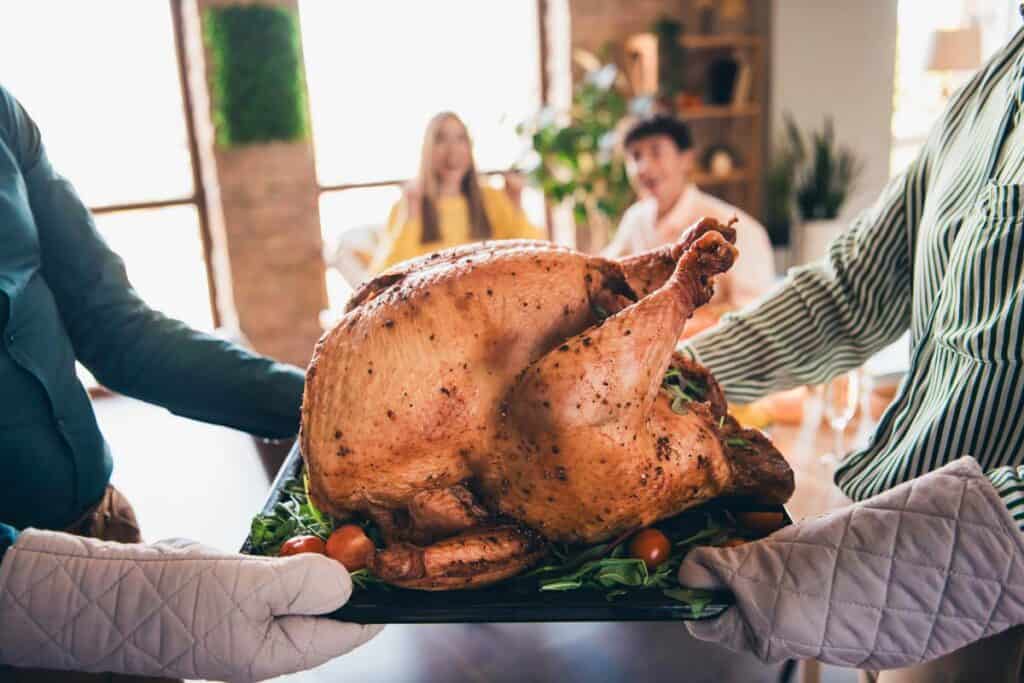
(302, 218, 794, 589)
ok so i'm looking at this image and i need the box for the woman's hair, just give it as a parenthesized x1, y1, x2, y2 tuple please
(417, 112, 492, 243)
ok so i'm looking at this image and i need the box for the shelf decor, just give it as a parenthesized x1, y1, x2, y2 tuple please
(204, 4, 309, 147)
(701, 144, 740, 178)
(706, 57, 739, 104)
(669, 22, 766, 221)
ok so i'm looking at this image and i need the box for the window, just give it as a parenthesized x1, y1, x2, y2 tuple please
(1, 1, 214, 388)
(94, 206, 213, 330)
(891, 0, 1020, 175)
(1, 1, 212, 331)
(298, 0, 546, 309)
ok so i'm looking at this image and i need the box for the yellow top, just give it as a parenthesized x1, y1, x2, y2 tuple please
(371, 185, 543, 272)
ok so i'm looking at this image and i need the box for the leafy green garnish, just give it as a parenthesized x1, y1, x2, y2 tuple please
(674, 523, 728, 548)
(350, 568, 390, 591)
(249, 474, 333, 555)
(250, 468, 742, 612)
(662, 366, 707, 414)
(514, 513, 734, 606)
(662, 588, 714, 617)
(725, 437, 752, 448)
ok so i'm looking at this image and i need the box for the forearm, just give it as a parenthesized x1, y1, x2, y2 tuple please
(687, 173, 918, 403)
(689, 258, 910, 402)
(76, 308, 305, 438)
(15, 104, 303, 437)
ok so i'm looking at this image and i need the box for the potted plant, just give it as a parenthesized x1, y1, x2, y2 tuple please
(763, 135, 798, 247)
(517, 55, 635, 251)
(775, 114, 862, 263)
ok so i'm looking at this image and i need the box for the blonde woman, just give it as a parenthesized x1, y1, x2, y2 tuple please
(371, 112, 542, 272)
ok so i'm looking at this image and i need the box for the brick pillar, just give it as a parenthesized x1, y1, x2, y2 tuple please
(181, 0, 327, 368)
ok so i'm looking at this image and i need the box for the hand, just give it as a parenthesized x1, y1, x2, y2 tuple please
(0, 531, 381, 681)
(503, 170, 525, 206)
(678, 458, 1024, 670)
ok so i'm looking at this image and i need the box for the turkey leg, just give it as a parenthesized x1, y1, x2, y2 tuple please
(618, 217, 737, 297)
(509, 230, 737, 437)
(481, 231, 739, 541)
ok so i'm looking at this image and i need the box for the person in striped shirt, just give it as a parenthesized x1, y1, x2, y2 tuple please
(678, 22, 1024, 682)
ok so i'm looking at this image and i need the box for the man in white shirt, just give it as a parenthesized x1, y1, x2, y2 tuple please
(605, 115, 776, 333)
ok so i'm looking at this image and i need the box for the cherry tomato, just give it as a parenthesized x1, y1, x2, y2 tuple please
(735, 511, 787, 536)
(628, 528, 671, 569)
(326, 524, 376, 571)
(279, 534, 326, 557)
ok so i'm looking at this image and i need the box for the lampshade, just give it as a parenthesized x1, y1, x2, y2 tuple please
(926, 26, 982, 72)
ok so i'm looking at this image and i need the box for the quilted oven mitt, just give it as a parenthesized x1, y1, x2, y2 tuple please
(678, 457, 1024, 670)
(0, 530, 382, 681)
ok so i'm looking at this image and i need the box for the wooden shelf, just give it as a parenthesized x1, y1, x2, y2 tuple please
(680, 34, 762, 49)
(679, 104, 760, 120)
(627, 25, 767, 222)
(693, 170, 751, 186)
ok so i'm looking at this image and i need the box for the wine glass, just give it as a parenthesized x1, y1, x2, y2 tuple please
(820, 369, 861, 469)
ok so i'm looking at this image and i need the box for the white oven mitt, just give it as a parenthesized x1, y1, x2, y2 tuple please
(678, 457, 1024, 670)
(0, 530, 382, 681)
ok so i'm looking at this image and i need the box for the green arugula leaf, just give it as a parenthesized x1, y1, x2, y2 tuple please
(350, 569, 391, 591)
(662, 588, 714, 617)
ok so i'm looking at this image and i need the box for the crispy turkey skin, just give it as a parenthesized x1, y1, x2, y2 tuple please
(301, 219, 793, 590)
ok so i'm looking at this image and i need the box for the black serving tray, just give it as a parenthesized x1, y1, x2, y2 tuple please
(242, 443, 791, 624)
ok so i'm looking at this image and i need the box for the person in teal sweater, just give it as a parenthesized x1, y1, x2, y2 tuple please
(0, 86, 377, 680)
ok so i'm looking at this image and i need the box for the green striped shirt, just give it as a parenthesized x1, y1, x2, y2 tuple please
(689, 28, 1024, 529)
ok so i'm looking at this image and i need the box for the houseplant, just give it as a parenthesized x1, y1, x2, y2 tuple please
(517, 56, 635, 251)
(770, 114, 862, 263)
(204, 4, 309, 147)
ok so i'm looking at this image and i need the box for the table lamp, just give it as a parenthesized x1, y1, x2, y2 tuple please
(926, 26, 982, 98)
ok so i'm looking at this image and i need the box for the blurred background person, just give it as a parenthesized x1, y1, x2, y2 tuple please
(604, 114, 775, 337)
(371, 112, 542, 272)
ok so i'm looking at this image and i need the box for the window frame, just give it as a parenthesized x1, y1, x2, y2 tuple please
(313, 0, 552, 238)
(80, 1, 218, 397)
(87, 0, 219, 330)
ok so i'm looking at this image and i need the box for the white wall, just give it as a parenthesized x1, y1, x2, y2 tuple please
(771, 0, 898, 227)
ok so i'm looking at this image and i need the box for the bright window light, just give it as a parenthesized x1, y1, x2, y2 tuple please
(94, 206, 213, 331)
(0, 1, 193, 206)
(300, 0, 543, 311)
(298, 0, 541, 186)
(1, 2, 215, 389)
(891, 0, 1019, 175)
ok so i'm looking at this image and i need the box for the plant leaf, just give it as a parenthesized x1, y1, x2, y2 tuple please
(662, 588, 715, 617)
